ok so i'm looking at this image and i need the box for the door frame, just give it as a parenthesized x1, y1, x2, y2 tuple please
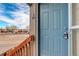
(36, 3, 72, 56)
(68, 3, 72, 56)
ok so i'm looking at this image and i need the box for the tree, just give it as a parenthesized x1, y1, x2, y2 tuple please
(0, 27, 2, 30)
(6, 25, 17, 30)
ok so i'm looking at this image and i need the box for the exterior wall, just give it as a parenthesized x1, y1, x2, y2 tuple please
(30, 3, 38, 56)
(72, 3, 79, 55)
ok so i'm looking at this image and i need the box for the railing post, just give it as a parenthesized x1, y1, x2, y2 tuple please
(13, 52, 16, 56)
(29, 42, 31, 56)
(15, 51, 18, 56)
(22, 46, 25, 56)
(29, 36, 33, 56)
(18, 50, 20, 56)
(28, 36, 33, 56)
(27, 43, 30, 56)
(24, 45, 26, 56)
(21, 48, 22, 56)
(19, 48, 22, 56)
(30, 40, 33, 56)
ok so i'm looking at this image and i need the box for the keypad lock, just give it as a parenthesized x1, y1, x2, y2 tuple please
(64, 32, 68, 39)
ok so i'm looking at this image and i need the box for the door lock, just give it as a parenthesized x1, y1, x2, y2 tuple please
(64, 32, 68, 39)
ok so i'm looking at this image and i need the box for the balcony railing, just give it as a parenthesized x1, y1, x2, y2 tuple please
(1, 35, 34, 56)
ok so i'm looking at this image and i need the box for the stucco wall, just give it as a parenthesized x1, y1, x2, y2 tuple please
(72, 3, 79, 56)
(30, 3, 38, 56)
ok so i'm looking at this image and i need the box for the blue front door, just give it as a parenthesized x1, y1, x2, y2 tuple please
(39, 3, 68, 56)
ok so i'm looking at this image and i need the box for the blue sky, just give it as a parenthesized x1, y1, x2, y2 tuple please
(0, 3, 29, 29)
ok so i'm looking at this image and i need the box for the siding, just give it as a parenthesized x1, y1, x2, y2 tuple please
(72, 3, 79, 56)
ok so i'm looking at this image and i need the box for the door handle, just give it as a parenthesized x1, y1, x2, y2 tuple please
(63, 32, 68, 39)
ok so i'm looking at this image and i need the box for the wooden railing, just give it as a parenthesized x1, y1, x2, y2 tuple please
(2, 35, 34, 56)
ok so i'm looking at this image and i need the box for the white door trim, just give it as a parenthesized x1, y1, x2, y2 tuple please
(68, 3, 72, 56)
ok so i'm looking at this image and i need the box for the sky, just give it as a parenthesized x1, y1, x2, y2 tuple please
(0, 3, 29, 29)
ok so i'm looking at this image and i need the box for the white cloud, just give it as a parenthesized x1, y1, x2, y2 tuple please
(9, 9, 29, 29)
(15, 4, 29, 12)
(0, 3, 30, 29)
(0, 16, 15, 24)
(13, 12, 29, 29)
